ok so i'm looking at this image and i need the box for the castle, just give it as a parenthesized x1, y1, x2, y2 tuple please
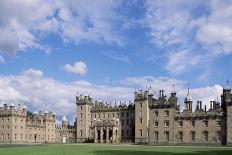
(76, 85, 232, 145)
(0, 103, 75, 143)
(1, 84, 232, 145)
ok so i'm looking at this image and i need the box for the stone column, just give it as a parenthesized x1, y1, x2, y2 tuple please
(106, 127, 109, 143)
(100, 127, 103, 143)
(94, 127, 98, 143)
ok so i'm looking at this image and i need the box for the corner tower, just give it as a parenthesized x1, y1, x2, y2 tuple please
(76, 94, 93, 142)
(221, 81, 232, 145)
(134, 90, 151, 143)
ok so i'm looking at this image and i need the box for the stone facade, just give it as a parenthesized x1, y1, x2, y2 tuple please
(76, 95, 135, 143)
(76, 86, 232, 145)
(0, 103, 75, 144)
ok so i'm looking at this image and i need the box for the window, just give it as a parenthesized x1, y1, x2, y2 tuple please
(122, 112, 124, 118)
(164, 131, 169, 142)
(7, 133, 9, 140)
(178, 120, 183, 127)
(154, 131, 158, 141)
(122, 120, 124, 125)
(179, 131, 183, 142)
(140, 103, 142, 108)
(140, 118, 142, 124)
(203, 131, 208, 141)
(1, 119, 4, 123)
(165, 121, 169, 127)
(126, 119, 129, 125)
(15, 133, 17, 139)
(80, 106, 82, 111)
(1, 133, 4, 140)
(190, 131, 195, 142)
(140, 130, 143, 137)
(140, 111, 143, 116)
(154, 121, 158, 127)
(203, 120, 208, 127)
(154, 111, 158, 117)
(80, 130, 83, 137)
(191, 120, 195, 127)
(127, 130, 129, 136)
(108, 113, 110, 118)
(121, 130, 124, 137)
(1, 126, 4, 130)
(80, 113, 82, 118)
(165, 110, 169, 117)
(217, 121, 221, 127)
(127, 112, 129, 118)
(113, 113, 115, 117)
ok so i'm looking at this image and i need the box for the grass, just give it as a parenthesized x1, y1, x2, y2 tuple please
(0, 143, 232, 155)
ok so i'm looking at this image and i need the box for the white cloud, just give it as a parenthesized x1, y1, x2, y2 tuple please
(0, 0, 123, 56)
(0, 69, 224, 122)
(62, 61, 88, 75)
(165, 49, 202, 74)
(144, 0, 232, 74)
(196, 1, 232, 54)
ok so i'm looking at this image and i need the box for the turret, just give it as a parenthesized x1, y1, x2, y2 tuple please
(184, 85, 192, 112)
(62, 115, 68, 128)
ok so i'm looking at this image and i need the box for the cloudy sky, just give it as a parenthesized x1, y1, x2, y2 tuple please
(0, 0, 231, 123)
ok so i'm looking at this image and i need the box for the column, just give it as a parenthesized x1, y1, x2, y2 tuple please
(94, 127, 98, 143)
(106, 127, 109, 143)
(100, 127, 103, 143)
(112, 127, 115, 143)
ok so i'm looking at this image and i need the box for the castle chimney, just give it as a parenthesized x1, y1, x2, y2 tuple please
(204, 105, 207, 112)
(210, 101, 212, 109)
(159, 90, 162, 98)
(200, 101, 202, 110)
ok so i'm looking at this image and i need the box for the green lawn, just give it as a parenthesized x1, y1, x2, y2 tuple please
(0, 144, 232, 155)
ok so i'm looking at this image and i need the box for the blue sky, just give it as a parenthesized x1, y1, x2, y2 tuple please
(0, 0, 232, 122)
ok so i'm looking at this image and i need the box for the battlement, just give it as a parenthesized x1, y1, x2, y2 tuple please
(76, 95, 93, 105)
(26, 111, 56, 126)
(134, 89, 153, 102)
(0, 102, 27, 116)
(91, 101, 135, 113)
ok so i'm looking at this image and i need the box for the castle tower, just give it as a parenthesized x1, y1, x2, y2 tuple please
(221, 81, 232, 145)
(76, 94, 93, 142)
(62, 115, 68, 128)
(134, 90, 150, 143)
